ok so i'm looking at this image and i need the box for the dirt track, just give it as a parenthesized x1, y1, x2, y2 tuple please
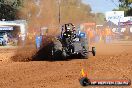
(0, 41, 132, 88)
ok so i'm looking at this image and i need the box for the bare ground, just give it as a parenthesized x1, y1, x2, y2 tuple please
(0, 41, 132, 88)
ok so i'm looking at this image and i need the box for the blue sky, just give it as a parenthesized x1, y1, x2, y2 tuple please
(82, 0, 119, 13)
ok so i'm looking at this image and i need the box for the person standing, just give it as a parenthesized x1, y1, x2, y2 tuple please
(3, 33, 8, 45)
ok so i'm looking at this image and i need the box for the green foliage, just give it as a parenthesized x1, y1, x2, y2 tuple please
(0, 0, 23, 20)
(118, 0, 132, 16)
(95, 13, 105, 25)
(60, 0, 105, 24)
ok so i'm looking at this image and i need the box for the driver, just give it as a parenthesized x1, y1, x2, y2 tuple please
(63, 27, 72, 38)
(3, 33, 8, 45)
(62, 23, 77, 42)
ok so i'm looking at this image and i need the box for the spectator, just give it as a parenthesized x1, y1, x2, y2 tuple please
(3, 33, 8, 45)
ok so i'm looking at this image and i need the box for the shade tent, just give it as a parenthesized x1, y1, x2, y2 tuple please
(120, 20, 132, 26)
(0, 26, 13, 30)
(0, 20, 27, 34)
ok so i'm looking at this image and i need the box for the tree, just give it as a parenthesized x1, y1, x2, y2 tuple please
(118, 0, 132, 16)
(0, 0, 23, 20)
(95, 13, 105, 25)
(19, 0, 95, 30)
(58, 0, 94, 24)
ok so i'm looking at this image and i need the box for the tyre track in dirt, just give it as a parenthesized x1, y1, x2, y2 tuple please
(0, 42, 132, 88)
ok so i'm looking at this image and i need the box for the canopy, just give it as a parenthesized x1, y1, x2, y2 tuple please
(0, 26, 13, 30)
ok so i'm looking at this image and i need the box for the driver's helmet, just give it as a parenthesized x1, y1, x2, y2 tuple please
(66, 27, 70, 32)
(73, 25, 75, 29)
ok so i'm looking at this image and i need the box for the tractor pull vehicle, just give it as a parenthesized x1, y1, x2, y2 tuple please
(51, 23, 96, 59)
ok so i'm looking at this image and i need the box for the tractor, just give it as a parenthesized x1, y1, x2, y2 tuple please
(51, 23, 96, 59)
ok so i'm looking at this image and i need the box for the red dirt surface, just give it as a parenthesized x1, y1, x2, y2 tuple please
(0, 41, 132, 88)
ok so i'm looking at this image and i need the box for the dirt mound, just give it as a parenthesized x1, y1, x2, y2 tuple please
(11, 46, 36, 62)
(11, 35, 57, 62)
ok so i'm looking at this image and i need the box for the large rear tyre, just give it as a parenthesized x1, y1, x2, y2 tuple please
(81, 52, 88, 59)
(52, 38, 63, 60)
(62, 49, 67, 59)
(80, 37, 89, 59)
(80, 47, 88, 59)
